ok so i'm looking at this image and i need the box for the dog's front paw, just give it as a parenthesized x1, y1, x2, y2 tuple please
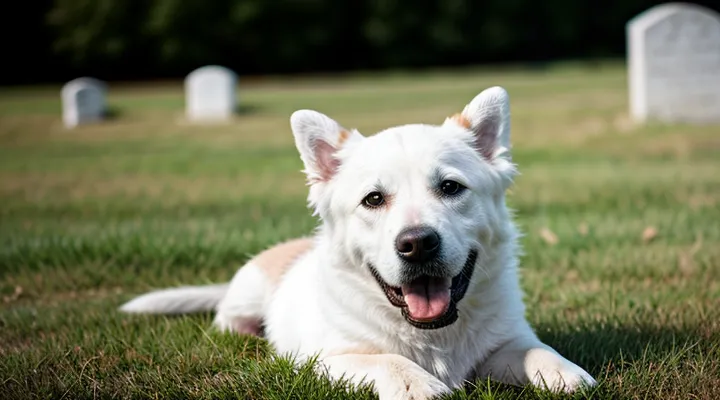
(528, 350, 597, 393)
(376, 360, 451, 400)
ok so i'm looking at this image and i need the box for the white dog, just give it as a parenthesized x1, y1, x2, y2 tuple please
(120, 87, 597, 399)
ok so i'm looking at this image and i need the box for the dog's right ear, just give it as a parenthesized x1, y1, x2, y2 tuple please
(290, 110, 363, 184)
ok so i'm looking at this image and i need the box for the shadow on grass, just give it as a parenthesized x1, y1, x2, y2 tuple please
(534, 322, 714, 376)
(236, 103, 261, 116)
(451, 321, 718, 399)
(104, 105, 122, 120)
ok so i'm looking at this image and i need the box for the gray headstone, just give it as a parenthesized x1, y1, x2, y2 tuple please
(185, 66, 238, 122)
(627, 3, 720, 124)
(61, 77, 107, 128)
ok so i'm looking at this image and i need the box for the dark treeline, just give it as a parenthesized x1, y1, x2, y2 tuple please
(4, 0, 720, 85)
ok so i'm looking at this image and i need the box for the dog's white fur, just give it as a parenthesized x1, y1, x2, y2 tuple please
(120, 87, 597, 399)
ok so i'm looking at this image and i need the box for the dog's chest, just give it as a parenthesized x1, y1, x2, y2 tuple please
(391, 329, 481, 387)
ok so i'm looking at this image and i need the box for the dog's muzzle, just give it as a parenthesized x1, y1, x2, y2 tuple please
(368, 249, 478, 330)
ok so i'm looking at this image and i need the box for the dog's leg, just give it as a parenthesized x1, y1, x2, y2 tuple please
(475, 334, 596, 393)
(318, 353, 451, 400)
(213, 262, 270, 336)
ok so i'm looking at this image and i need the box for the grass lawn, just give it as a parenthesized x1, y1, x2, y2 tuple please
(1, 61, 718, 399)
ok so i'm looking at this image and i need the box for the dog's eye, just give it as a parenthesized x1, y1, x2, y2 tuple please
(362, 192, 385, 208)
(440, 180, 465, 196)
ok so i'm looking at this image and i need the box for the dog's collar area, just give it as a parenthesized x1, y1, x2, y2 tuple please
(368, 249, 478, 330)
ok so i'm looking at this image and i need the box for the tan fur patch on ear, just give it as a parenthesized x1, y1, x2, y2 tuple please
(252, 237, 314, 285)
(450, 113, 472, 129)
(338, 129, 350, 146)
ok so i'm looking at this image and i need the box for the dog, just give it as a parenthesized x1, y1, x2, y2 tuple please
(120, 87, 597, 399)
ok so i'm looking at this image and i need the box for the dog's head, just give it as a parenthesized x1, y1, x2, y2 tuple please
(290, 87, 517, 329)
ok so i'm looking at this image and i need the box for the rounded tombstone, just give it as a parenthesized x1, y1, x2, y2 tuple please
(185, 66, 238, 123)
(627, 3, 720, 124)
(61, 77, 108, 129)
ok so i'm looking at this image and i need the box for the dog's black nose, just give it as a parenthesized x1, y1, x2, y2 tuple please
(395, 226, 441, 263)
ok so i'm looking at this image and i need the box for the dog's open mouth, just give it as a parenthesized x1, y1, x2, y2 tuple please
(369, 250, 478, 330)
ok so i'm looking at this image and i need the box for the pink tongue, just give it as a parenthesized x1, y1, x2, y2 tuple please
(401, 277, 452, 321)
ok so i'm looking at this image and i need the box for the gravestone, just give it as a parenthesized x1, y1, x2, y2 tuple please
(185, 66, 238, 122)
(61, 78, 107, 128)
(627, 3, 720, 124)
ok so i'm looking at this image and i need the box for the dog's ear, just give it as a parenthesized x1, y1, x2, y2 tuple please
(290, 110, 363, 183)
(444, 86, 511, 161)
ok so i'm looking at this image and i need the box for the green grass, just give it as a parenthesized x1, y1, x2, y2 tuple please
(1, 60, 719, 399)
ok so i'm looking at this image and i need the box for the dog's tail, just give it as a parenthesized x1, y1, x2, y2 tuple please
(119, 284, 229, 315)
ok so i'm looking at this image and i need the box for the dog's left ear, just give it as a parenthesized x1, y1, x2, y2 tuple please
(444, 86, 511, 161)
(290, 109, 364, 184)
